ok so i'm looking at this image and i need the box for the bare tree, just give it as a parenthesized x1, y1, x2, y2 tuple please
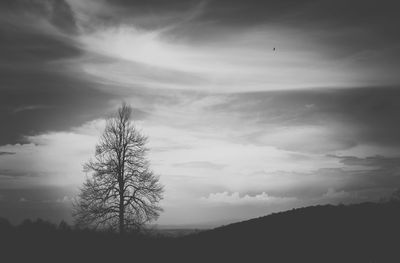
(73, 103, 163, 234)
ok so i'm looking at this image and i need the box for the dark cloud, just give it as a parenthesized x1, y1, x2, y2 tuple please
(48, 0, 78, 34)
(213, 87, 400, 148)
(302, 155, 400, 199)
(201, 0, 399, 41)
(0, 68, 115, 145)
(0, 27, 81, 65)
(106, 0, 400, 45)
(102, 0, 400, 76)
(0, 152, 15, 156)
(0, 0, 77, 34)
(105, 0, 199, 12)
(329, 155, 400, 170)
(260, 166, 399, 202)
(0, 169, 44, 178)
(102, 0, 310, 27)
(0, 0, 119, 145)
(0, 0, 80, 65)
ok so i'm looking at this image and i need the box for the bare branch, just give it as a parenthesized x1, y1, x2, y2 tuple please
(73, 103, 163, 233)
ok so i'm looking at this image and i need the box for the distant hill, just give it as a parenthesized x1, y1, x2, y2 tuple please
(1, 201, 399, 262)
(180, 201, 400, 262)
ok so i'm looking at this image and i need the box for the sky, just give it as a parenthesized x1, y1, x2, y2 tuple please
(0, 0, 400, 227)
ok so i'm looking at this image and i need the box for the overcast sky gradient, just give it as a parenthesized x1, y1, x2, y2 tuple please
(1, 0, 400, 226)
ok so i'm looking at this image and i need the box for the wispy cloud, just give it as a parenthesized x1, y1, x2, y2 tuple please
(13, 105, 54, 114)
(173, 161, 226, 170)
(78, 24, 363, 93)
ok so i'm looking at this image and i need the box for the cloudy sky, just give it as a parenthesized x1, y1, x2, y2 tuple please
(1, 0, 400, 226)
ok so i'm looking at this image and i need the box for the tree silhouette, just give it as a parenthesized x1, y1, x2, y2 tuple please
(74, 103, 163, 234)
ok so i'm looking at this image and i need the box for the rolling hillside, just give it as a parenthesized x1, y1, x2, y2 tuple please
(1, 201, 399, 262)
(180, 201, 400, 262)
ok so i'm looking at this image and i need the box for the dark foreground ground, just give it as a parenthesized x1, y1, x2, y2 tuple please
(1, 201, 400, 263)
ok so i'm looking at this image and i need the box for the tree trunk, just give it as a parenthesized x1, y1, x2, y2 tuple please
(119, 194, 124, 234)
(119, 171, 125, 234)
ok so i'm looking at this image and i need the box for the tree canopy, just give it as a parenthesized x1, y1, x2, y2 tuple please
(74, 103, 163, 233)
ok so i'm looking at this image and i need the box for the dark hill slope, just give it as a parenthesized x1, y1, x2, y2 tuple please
(180, 202, 400, 262)
(1, 202, 399, 262)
